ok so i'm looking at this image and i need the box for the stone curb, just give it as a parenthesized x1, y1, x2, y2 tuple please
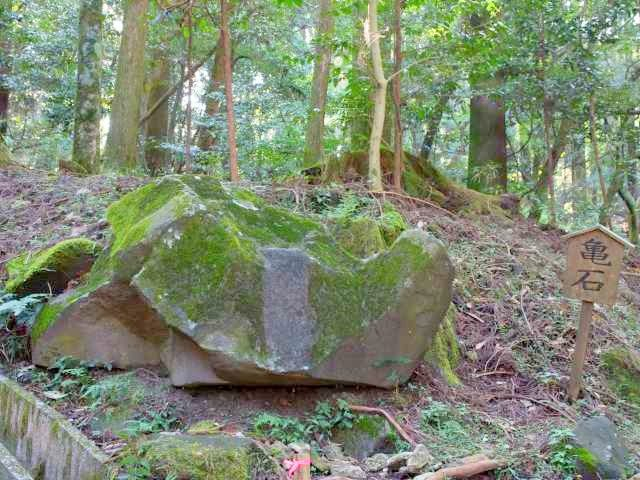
(0, 375, 112, 480)
(0, 441, 34, 480)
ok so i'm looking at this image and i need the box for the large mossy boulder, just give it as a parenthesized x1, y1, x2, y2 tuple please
(5, 238, 99, 296)
(32, 176, 454, 388)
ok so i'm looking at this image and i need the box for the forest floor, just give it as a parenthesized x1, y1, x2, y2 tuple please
(1, 165, 639, 479)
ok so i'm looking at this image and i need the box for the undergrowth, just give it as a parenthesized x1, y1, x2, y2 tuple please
(0, 291, 49, 364)
(252, 399, 355, 444)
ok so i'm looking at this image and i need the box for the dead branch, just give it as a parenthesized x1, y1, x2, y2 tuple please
(139, 45, 217, 126)
(420, 458, 506, 479)
(348, 404, 416, 447)
(372, 190, 458, 218)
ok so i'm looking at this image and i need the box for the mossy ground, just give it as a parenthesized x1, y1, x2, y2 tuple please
(137, 434, 268, 480)
(602, 347, 640, 407)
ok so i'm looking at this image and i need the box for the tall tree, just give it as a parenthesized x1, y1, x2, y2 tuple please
(466, 11, 507, 194)
(467, 86, 507, 194)
(302, 0, 334, 170)
(197, 35, 224, 151)
(103, 0, 149, 171)
(71, 0, 103, 173)
(366, 0, 387, 192)
(221, 0, 239, 181)
(391, 0, 403, 192)
(144, 47, 170, 175)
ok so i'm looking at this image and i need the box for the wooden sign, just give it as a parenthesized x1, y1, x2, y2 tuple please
(563, 225, 630, 305)
(562, 225, 634, 401)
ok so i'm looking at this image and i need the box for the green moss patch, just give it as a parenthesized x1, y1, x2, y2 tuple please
(425, 305, 461, 386)
(602, 347, 640, 406)
(138, 434, 271, 480)
(5, 238, 99, 295)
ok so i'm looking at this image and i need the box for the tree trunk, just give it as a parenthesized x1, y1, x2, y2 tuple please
(420, 82, 455, 162)
(221, 0, 239, 181)
(349, 2, 369, 152)
(302, 0, 334, 169)
(144, 48, 170, 175)
(0, 9, 10, 138)
(467, 79, 507, 194)
(589, 96, 607, 218)
(197, 35, 224, 151)
(571, 133, 587, 208)
(183, 0, 194, 172)
(542, 94, 556, 225)
(71, 0, 103, 173)
(103, 0, 149, 171)
(367, 0, 387, 192)
(391, 0, 403, 192)
(168, 61, 184, 168)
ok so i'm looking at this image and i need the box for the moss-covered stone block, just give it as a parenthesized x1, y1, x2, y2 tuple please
(5, 238, 100, 296)
(32, 176, 454, 388)
(602, 347, 640, 407)
(138, 433, 272, 480)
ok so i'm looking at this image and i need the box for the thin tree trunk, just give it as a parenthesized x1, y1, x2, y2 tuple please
(103, 0, 149, 171)
(221, 0, 239, 181)
(72, 0, 103, 173)
(302, 0, 334, 169)
(349, 2, 369, 152)
(367, 0, 387, 192)
(542, 95, 555, 225)
(391, 0, 403, 192)
(197, 35, 224, 151)
(184, 0, 193, 172)
(590, 95, 607, 209)
(144, 48, 170, 175)
(168, 61, 185, 168)
(139, 46, 217, 126)
(420, 82, 455, 162)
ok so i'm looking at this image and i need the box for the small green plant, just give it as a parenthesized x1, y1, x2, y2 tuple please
(119, 454, 153, 480)
(122, 408, 180, 439)
(253, 400, 355, 444)
(421, 399, 456, 430)
(0, 292, 49, 364)
(253, 413, 307, 444)
(43, 356, 96, 400)
(547, 427, 587, 479)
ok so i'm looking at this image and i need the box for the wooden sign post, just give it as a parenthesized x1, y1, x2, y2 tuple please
(563, 225, 634, 402)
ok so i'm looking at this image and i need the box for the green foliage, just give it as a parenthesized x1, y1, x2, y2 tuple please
(122, 408, 181, 439)
(546, 428, 582, 479)
(253, 399, 354, 444)
(0, 292, 49, 363)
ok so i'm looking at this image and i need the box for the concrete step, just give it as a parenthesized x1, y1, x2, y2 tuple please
(0, 442, 33, 480)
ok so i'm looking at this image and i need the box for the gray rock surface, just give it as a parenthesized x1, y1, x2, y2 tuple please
(573, 416, 628, 480)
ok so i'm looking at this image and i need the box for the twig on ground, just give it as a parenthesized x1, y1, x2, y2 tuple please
(348, 404, 417, 447)
(420, 457, 507, 479)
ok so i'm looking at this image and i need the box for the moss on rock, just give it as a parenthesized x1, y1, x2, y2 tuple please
(32, 175, 454, 388)
(138, 434, 271, 480)
(332, 217, 386, 258)
(602, 347, 640, 406)
(425, 305, 461, 386)
(332, 414, 392, 460)
(5, 238, 100, 296)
